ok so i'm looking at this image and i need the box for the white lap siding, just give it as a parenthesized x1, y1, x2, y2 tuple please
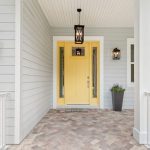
(0, 0, 15, 144)
(20, 0, 52, 141)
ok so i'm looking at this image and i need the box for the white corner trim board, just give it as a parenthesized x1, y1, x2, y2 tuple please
(15, 0, 21, 144)
(53, 36, 104, 109)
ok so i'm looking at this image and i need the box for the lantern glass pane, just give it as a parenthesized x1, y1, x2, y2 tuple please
(75, 25, 84, 44)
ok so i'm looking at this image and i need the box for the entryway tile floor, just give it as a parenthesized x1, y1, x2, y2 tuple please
(8, 109, 147, 150)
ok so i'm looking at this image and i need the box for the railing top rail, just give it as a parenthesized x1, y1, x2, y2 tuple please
(0, 93, 9, 95)
(0, 93, 9, 102)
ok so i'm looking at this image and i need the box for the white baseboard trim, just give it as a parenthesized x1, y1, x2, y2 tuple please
(145, 145, 150, 149)
(133, 127, 147, 144)
(133, 127, 140, 142)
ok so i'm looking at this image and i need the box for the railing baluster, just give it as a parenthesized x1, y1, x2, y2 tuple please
(0, 96, 2, 148)
(145, 92, 150, 148)
(0, 93, 8, 149)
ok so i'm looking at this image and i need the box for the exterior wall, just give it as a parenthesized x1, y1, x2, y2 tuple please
(0, 0, 15, 144)
(20, 0, 52, 141)
(133, 0, 150, 144)
(51, 27, 134, 109)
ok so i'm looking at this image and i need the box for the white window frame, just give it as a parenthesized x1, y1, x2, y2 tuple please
(127, 38, 135, 87)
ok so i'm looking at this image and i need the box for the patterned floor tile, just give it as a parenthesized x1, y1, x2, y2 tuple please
(7, 109, 147, 150)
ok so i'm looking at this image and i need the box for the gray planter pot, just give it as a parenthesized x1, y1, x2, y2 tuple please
(111, 91, 124, 111)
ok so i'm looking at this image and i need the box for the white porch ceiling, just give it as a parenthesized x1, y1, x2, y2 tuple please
(38, 0, 134, 28)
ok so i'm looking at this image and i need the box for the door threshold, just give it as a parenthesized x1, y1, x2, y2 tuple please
(56, 105, 99, 109)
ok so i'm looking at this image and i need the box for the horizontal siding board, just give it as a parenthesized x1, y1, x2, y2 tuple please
(22, 94, 50, 115)
(6, 127, 14, 135)
(0, 49, 15, 56)
(0, 0, 15, 144)
(23, 87, 50, 106)
(22, 86, 50, 99)
(0, 75, 14, 82)
(0, 40, 15, 48)
(6, 117, 14, 127)
(22, 65, 51, 75)
(0, 23, 15, 31)
(0, 0, 15, 5)
(5, 136, 14, 144)
(23, 2, 50, 34)
(23, 17, 50, 43)
(22, 97, 50, 125)
(0, 91, 15, 97)
(22, 41, 50, 60)
(0, 6, 15, 13)
(0, 56, 15, 65)
(22, 35, 50, 57)
(6, 109, 14, 118)
(0, 66, 15, 74)
(23, 82, 50, 91)
(20, 0, 52, 141)
(6, 100, 15, 109)
(22, 51, 51, 68)
(0, 83, 14, 91)
(0, 14, 15, 22)
(22, 103, 48, 138)
(23, 75, 51, 82)
(0, 32, 15, 39)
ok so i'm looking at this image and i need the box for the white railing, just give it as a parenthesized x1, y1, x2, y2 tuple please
(0, 93, 8, 150)
(145, 92, 150, 148)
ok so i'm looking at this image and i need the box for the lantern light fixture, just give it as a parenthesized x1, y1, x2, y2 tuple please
(112, 48, 121, 60)
(74, 8, 84, 44)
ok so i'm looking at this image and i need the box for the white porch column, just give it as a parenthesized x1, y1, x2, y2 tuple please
(133, 0, 150, 144)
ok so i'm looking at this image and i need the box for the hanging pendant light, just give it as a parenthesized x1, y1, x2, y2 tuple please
(74, 8, 84, 44)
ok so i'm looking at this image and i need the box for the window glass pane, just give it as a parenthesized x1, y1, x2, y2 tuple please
(92, 47, 97, 98)
(131, 44, 134, 62)
(131, 64, 134, 82)
(59, 47, 64, 98)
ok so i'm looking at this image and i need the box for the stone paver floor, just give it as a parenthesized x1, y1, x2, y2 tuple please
(8, 109, 147, 150)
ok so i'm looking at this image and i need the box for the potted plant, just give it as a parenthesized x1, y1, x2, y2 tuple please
(111, 84, 125, 111)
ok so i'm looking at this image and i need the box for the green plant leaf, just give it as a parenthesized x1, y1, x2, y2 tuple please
(110, 84, 125, 93)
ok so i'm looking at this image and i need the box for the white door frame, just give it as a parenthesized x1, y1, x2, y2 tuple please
(53, 36, 104, 109)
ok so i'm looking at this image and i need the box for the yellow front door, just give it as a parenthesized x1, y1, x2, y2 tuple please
(57, 41, 100, 106)
(65, 42, 90, 104)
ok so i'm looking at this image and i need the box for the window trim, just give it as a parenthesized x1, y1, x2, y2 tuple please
(127, 38, 135, 87)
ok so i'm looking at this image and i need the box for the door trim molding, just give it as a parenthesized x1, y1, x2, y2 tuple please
(53, 36, 104, 109)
